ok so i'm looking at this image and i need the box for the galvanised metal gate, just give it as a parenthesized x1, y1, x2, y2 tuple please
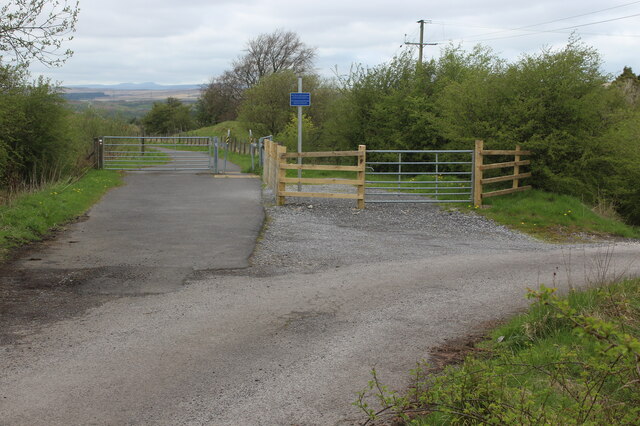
(101, 136, 213, 171)
(365, 149, 474, 203)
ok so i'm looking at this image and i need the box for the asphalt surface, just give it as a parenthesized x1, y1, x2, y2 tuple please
(1, 164, 640, 425)
(11, 162, 262, 295)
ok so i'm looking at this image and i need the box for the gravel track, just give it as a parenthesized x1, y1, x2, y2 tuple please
(250, 185, 549, 276)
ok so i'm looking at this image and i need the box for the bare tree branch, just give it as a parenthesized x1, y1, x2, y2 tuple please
(231, 29, 316, 88)
(0, 0, 79, 67)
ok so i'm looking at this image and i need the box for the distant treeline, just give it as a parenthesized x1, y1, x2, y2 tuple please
(62, 92, 108, 101)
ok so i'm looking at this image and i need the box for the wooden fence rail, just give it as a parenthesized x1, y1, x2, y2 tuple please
(261, 140, 366, 209)
(473, 139, 532, 207)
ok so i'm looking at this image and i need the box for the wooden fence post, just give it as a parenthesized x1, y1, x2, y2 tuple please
(357, 144, 366, 209)
(276, 145, 287, 206)
(267, 140, 273, 189)
(513, 144, 521, 189)
(262, 140, 269, 187)
(473, 140, 484, 207)
(271, 141, 278, 191)
(263, 139, 273, 189)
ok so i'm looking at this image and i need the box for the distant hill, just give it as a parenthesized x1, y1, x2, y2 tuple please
(65, 82, 201, 91)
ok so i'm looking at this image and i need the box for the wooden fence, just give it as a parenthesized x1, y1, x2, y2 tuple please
(263, 138, 530, 209)
(473, 139, 532, 207)
(262, 139, 366, 209)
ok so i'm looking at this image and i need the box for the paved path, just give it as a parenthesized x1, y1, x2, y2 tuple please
(12, 163, 262, 295)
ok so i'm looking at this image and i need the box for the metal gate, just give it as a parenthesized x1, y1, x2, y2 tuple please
(101, 136, 213, 171)
(365, 149, 474, 203)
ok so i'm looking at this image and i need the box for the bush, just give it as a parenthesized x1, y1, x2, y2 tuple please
(0, 65, 139, 194)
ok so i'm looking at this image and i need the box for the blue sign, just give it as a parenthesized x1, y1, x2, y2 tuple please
(290, 92, 311, 107)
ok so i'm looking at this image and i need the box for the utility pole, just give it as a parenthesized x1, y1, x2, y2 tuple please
(405, 19, 437, 66)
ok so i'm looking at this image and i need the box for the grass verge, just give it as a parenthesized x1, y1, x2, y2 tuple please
(0, 170, 123, 259)
(355, 277, 640, 425)
(463, 190, 640, 242)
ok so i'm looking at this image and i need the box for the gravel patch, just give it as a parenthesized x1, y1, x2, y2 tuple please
(249, 185, 551, 276)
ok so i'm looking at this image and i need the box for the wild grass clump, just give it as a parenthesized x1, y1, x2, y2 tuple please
(355, 279, 640, 425)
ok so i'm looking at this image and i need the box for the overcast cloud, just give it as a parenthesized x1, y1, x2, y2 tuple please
(27, 0, 640, 85)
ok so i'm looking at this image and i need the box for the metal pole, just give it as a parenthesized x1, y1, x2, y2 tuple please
(223, 140, 228, 174)
(214, 137, 219, 174)
(418, 19, 425, 65)
(208, 137, 213, 172)
(397, 153, 402, 196)
(98, 138, 104, 169)
(297, 76, 303, 192)
(435, 153, 439, 199)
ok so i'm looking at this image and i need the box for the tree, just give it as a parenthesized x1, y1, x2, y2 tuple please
(613, 66, 640, 106)
(231, 29, 316, 88)
(0, 0, 79, 67)
(142, 98, 195, 135)
(195, 72, 242, 126)
(237, 70, 333, 137)
(197, 30, 315, 126)
(237, 71, 298, 136)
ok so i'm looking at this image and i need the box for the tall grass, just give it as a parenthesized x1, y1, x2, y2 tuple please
(0, 170, 122, 259)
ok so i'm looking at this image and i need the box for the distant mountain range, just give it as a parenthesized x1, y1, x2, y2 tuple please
(64, 82, 202, 91)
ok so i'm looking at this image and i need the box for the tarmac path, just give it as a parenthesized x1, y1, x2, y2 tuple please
(1, 157, 640, 425)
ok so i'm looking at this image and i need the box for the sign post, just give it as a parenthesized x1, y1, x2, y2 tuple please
(290, 79, 311, 191)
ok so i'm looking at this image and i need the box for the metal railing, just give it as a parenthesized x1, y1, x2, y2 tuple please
(101, 136, 212, 171)
(365, 149, 474, 203)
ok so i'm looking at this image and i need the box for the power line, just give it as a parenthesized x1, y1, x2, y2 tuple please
(463, 12, 640, 43)
(430, 21, 640, 40)
(442, 0, 640, 40)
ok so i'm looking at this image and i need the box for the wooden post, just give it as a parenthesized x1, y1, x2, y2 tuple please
(262, 140, 268, 186)
(276, 145, 287, 206)
(267, 140, 274, 189)
(357, 145, 366, 209)
(513, 144, 521, 189)
(264, 140, 268, 186)
(473, 140, 484, 207)
(271, 142, 277, 191)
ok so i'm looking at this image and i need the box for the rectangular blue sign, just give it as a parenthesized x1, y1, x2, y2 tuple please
(290, 92, 311, 107)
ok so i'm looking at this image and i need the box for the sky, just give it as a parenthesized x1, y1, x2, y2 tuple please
(25, 0, 640, 86)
